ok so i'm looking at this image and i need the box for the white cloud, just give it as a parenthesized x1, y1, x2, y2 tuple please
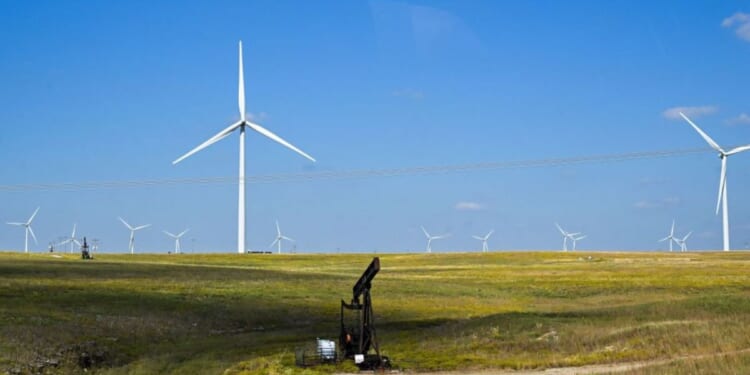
(392, 88, 424, 100)
(722, 12, 750, 42)
(662, 106, 718, 120)
(634, 196, 681, 210)
(455, 201, 484, 211)
(247, 112, 270, 122)
(727, 113, 750, 125)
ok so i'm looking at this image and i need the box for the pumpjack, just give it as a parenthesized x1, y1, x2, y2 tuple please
(340, 257, 390, 370)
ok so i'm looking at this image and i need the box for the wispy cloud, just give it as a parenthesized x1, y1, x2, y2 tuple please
(247, 112, 270, 122)
(455, 201, 484, 211)
(634, 196, 681, 210)
(727, 113, 750, 125)
(392, 88, 424, 100)
(722, 12, 750, 42)
(662, 106, 718, 120)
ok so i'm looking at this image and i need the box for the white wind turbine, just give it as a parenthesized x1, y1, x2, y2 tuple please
(680, 112, 750, 251)
(6, 207, 40, 253)
(421, 226, 449, 253)
(269, 220, 294, 254)
(472, 230, 494, 252)
(571, 234, 587, 251)
(675, 231, 692, 252)
(658, 220, 677, 252)
(173, 41, 316, 254)
(118, 217, 150, 254)
(555, 223, 581, 252)
(59, 223, 82, 253)
(163, 229, 189, 254)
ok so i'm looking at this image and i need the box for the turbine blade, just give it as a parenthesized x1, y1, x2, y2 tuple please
(679, 112, 724, 152)
(486, 230, 494, 239)
(276, 220, 281, 236)
(28, 226, 37, 244)
(118, 217, 134, 231)
(282, 236, 295, 242)
(71, 223, 76, 237)
(7, 222, 24, 226)
(670, 220, 675, 236)
(73, 239, 81, 246)
(421, 226, 430, 238)
(575, 235, 587, 240)
(178, 229, 190, 237)
(472, 235, 483, 240)
(27, 207, 40, 224)
(59, 238, 71, 245)
(683, 231, 692, 241)
(134, 224, 151, 231)
(238, 41, 245, 122)
(172, 120, 243, 165)
(269, 238, 279, 248)
(726, 144, 750, 155)
(163, 230, 176, 237)
(659, 236, 669, 242)
(246, 121, 316, 162)
(555, 223, 565, 235)
(716, 156, 727, 215)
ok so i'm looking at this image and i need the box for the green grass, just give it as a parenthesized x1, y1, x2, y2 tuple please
(1, 251, 749, 374)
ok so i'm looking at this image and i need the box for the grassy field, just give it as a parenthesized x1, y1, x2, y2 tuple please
(1, 251, 749, 374)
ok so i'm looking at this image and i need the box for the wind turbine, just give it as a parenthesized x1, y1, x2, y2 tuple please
(163, 229, 189, 254)
(675, 231, 692, 252)
(472, 230, 494, 252)
(555, 223, 581, 252)
(658, 220, 677, 252)
(173, 41, 316, 254)
(6, 207, 40, 253)
(571, 234, 587, 251)
(269, 220, 294, 254)
(118, 217, 150, 254)
(421, 226, 449, 253)
(59, 224, 82, 253)
(680, 112, 750, 251)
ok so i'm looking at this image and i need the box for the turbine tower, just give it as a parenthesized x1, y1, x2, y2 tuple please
(59, 223, 82, 253)
(680, 112, 750, 251)
(472, 230, 494, 252)
(555, 223, 581, 252)
(173, 41, 316, 254)
(6, 207, 40, 253)
(421, 226, 449, 253)
(675, 231, 692, 252)
(658, 220, 677, 252)
(118, 217, 150, 254)
(269, 220, 294, 254)
(163, 229, 189, 254)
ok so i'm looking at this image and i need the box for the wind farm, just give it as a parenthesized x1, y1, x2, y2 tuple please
(2, 2, 750, 374)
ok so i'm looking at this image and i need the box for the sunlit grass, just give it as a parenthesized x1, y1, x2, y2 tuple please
(1, 251, 749, 374)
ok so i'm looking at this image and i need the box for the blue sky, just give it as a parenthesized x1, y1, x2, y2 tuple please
(1, 1, 750, 253)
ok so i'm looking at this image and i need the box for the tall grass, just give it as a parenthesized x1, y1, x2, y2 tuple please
(1, 251, 749, 374)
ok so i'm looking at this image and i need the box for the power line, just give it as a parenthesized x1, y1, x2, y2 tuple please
(0, 146, 716, 192)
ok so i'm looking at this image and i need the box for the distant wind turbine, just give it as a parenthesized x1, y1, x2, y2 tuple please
(163, 229, 189, 254)
(59, 223, 82, 253)
(675, 231, 692, 252)
(173, 41, 316, 254)
(658, 220, 677, 252)
(555, 223, 581, 252)
(472, 230, 494, 252)
(680, 112, 750, 251)
(571, 234, 586, 251)
(118, 217, 150, 254)
(6, 207, 40, 253)
(421, 226, 449, 253)
(269, 220, 294, 254)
